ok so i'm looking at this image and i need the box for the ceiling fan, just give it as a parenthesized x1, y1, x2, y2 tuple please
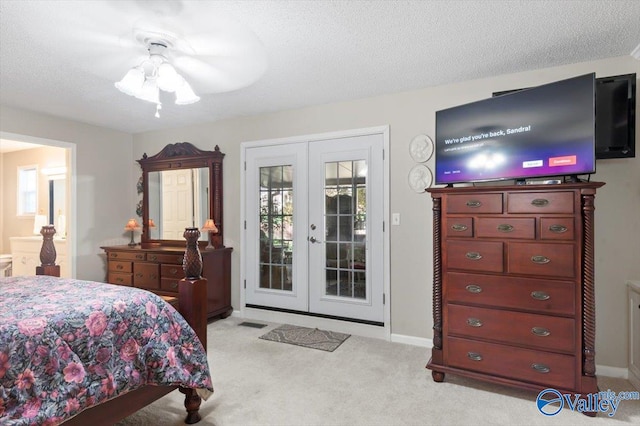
(26, 1, 268, 115)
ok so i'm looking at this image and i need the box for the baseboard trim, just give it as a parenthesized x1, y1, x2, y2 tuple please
(596, 365, 628, 379)
(237, 307, 389, 340)
(391, 333, 432, 347)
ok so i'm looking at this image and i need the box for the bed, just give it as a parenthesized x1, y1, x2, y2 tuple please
(0, 226, 213, 425)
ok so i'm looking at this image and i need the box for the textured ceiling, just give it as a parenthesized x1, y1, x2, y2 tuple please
(1, 0, 639, 135)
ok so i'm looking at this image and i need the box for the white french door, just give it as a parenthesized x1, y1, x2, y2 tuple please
(244, 131, 385, 323)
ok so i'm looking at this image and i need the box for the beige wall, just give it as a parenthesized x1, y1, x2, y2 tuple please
(0, 106, 134, 280)
(134, 55, 639, 369)
(1, 145, 66, 251)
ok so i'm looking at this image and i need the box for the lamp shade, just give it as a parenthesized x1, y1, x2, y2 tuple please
(124, 218, 141, 231)
(201, 219, 218, 233)
(175, 79, 200, 105)
(115, 67, 145, 97)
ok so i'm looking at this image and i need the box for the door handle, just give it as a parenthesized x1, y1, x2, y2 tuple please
(309, 236, 321, 243)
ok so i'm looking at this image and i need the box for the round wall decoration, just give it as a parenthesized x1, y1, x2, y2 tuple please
(408, 164, 433, 193)
(409, 134, 434, 163)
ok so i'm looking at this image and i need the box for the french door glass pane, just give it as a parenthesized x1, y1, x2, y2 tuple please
(324, 160, 366, 300)
(259, 165, 293, 291)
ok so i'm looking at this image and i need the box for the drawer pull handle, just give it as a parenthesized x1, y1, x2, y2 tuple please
(531, 327, 551, 337)
(135, 254, 144, 260)
(171, 282, 178, 289)
(451, 224, 468, 232)
(112, 253, 118, 258)
(549, 224, 568, 233)
(531, 363, 550, 374)
(170, 268, 178, 274)
(465, 284, 482, 294)
(466, 200, 482, 208)
(150, 274, 157, 280)
(466, 252, 482, 260)
(116, 264, 123, 270)
(531, 291, 550, 301)
(150, 255, 158, 261)
(531, 255, 550, 264)
(116, 278, 123, 283)
(531, 198, 549, 207)
(135, 273, 143, 278)
(466, 317, 483, 327)
(467, 352, 483, 361)
(497, 224, 514, 233)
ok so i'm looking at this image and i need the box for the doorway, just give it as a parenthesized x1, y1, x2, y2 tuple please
(243, 127, 388, 325)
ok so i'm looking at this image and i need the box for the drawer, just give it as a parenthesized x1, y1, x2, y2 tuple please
(108, 251, 146, 261)
(446, 241, 503, 273)
(508, 242, 574, 277)
(108, 272, 132, 287)
(444, 217, 473, 238)
(446, 337, 576, 389)
(161, 263, 185, 279)
(447, 304, 575, 352)
(133, 263, 160, 290)
(507, 191, 574, 214)
(446, 272, 575, 315)
(108, 261, 132, 273)
(476, 218, 535, 239)
(147, 253, 184, 264)
(447, 194, 503, 214)
(540, 218, 575, 240)
(160, 277, 181, 293)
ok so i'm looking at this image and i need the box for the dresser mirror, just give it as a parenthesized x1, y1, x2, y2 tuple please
(138, 142, 225, 247)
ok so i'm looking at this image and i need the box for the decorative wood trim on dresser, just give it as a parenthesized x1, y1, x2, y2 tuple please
(426, 182, 605, 406)
(101, 245, 232, 320)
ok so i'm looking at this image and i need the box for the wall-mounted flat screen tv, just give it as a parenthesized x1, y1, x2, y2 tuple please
(435, 73, 596, 185)
(595, 73, 636, 159)
(494, 73, 636, 160)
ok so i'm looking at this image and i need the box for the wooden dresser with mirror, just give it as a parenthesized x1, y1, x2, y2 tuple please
(102, 142, 232, 319)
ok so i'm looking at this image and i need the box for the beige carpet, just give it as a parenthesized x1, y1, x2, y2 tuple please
(117, 317, 640, 425)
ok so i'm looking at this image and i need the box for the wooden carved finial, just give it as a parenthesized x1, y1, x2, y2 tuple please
(39, 225, 57, 266)
(183, 227, 203, 279)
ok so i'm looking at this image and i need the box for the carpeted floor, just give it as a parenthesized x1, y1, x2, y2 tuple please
(117, 317, 640, 426)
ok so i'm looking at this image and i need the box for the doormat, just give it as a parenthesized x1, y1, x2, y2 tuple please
(259, 324, 350, 352)
(238, 321, 268, 329)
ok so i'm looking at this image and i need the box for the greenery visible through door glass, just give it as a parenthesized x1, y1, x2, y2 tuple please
(324, 159, 367, 300)
(259, 165, 293, 291)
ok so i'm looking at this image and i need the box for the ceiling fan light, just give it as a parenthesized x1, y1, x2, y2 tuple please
(175, 80, 200, 105)
(115, 67, 145, 97)
(157, 63, 181, 92)
(137, 79, 160, 104)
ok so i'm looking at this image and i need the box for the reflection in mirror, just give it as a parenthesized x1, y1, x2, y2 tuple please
(148, 168, 209, 241)
(48, 178, 66, 238)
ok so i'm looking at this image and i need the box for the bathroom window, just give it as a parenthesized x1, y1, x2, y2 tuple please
(17, 165, 37, 216)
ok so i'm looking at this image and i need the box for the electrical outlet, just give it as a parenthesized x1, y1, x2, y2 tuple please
(392, 213, 400, 225)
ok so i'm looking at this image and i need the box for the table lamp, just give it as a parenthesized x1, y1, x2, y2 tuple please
(124, 218, 141, 247)
(201, 219, 218, 250)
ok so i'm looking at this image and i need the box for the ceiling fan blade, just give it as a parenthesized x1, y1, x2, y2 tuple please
(172, 54, 267, 93)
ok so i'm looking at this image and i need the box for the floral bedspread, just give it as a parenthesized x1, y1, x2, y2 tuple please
(0, 275, 213, 425)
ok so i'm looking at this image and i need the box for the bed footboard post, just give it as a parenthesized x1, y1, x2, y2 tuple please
(179, 227, 208, 349)
(36, 225, 60, 277)
(179, 387, 203, 424)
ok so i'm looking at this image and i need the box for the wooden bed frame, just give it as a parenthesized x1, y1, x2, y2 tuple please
(35, 225, 210, 425)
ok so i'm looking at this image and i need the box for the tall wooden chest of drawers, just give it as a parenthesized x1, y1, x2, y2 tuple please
(426, 182, 604, 398)
(101, 245, 233, 320)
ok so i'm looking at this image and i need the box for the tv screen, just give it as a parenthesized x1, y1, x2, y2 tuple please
(435, 73, 596, 185)
(595, 73, 636, 159)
